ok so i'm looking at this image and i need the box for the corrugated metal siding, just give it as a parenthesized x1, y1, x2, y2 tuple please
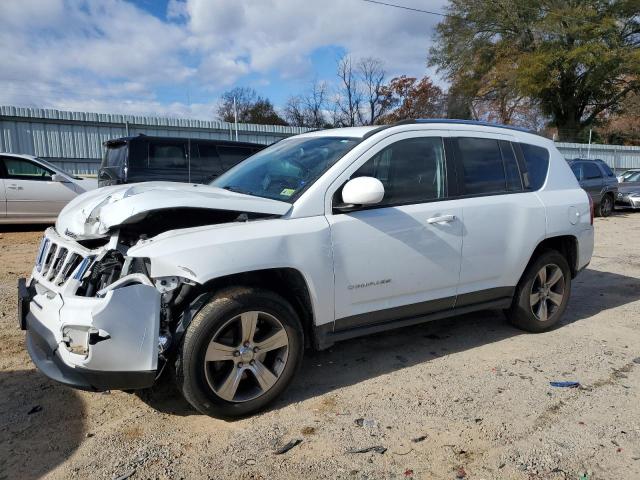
(555, 142, 640, 171)
(0, 106, 310, 175)
(3, 106, 640, 175)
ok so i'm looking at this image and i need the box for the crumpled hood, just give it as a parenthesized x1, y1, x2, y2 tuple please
(56, 182, 291, 239)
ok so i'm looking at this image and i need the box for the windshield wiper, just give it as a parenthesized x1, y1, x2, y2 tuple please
(222, 185, 254, 195)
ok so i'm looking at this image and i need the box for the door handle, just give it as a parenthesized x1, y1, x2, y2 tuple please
(7, 184, 23, 190)
(426, 214, 456, 224)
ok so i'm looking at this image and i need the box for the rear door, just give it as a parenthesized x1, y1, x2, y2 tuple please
(128, 139, 188, 183)
(581, 162, 604, 203)
(1, 156, 77, 219)
(451, 135, 546, 301)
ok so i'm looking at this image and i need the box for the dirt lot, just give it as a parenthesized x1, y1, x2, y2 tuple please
(1, 214, 639, 480)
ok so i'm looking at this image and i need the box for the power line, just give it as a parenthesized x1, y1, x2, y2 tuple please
(360, 0, 619, 29)
(361, 0, 448, 17)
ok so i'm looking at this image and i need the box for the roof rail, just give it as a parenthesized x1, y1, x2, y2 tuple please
(363, 118, 539, 139)
(414, 118, 537, 134)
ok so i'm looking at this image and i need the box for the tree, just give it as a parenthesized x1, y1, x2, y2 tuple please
(378, 75, 446, 123)
(283, 81, 330, 128)
(599, 87, 640, 145)
(357, 57, 391, 125)
(217, 87, 258, 123)
(429, 0, 640, 141)
(245, 99, 288, 126)
(217, 87, 287, 125)
(335, 55, 361, 127)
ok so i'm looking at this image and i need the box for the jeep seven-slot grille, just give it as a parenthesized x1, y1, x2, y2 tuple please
(36, 237, 89, 286)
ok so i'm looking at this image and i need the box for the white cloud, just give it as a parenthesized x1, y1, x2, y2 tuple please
(0, 0, 448, 119)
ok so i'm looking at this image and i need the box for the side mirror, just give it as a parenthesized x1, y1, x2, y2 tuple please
(51, 173, 69, 183)
(341, 176, 385, 206)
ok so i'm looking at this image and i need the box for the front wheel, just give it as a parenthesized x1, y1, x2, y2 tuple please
(507, 250, 571, 332)
(176, 287, 304, 418)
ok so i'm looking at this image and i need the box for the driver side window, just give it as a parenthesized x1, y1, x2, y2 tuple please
(3, 157, 53, 181)
(352, 136, 447, 207)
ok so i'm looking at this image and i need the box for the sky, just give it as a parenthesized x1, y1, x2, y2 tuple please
(0, 0, 449, 121)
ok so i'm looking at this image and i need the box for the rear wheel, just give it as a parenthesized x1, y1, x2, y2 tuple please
(598, 193, 613, 217)
(507, 250, 571, 332)
(176, 287, 303, 418)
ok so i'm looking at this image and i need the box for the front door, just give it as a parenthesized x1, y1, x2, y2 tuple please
(1, 156, 77, 220)
(327, 133, 463, 329)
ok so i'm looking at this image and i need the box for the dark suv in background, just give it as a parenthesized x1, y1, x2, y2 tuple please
(98, 135, 264, 187)
(568, 158, 618, 217)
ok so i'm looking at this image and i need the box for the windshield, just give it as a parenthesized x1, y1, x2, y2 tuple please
(626, 171, 640, 182)
(210, 136, 359, 202)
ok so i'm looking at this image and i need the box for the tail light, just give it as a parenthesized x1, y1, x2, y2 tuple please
(588, 195, 594, 225)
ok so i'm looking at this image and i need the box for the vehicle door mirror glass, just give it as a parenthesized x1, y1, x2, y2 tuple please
(342, 177, 385, 205)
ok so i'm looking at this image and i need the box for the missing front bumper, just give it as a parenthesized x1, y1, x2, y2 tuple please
(26, 312, 156, 391)
(21, 279, 162, 391)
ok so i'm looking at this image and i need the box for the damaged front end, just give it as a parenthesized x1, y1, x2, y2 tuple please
(20, 227, 196, 391)
(20, 182, 291, 391)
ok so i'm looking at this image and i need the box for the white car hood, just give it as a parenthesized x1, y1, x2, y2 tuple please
(56, 182, 292, 239)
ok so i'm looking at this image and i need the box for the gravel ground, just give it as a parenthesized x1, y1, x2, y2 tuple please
(0, 213, 639, 480)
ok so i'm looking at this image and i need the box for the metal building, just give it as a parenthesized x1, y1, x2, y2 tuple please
(0, 106, 309, 174)
(2, 105, 640, 175)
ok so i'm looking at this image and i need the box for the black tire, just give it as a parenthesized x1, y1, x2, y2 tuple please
(176, 287, 303, 418)
(597, 193, 614, 217)
(507, 250, 571, 332)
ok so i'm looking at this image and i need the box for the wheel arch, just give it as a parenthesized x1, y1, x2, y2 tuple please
(176, 267, 318, 350)
(527, 235, 579, 278)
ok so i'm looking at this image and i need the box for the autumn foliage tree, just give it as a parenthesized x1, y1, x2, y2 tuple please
(430, 0, 640, 141)
(378, 76, 446, 124)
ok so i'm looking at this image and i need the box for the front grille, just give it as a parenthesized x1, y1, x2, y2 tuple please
(34, 234, 93, 287)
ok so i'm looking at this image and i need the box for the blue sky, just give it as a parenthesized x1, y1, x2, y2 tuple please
(0, 0, 448, 120)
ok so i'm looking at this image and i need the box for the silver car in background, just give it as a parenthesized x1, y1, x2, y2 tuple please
(616, 171, 640, 210)
(1, 153, 96, 224)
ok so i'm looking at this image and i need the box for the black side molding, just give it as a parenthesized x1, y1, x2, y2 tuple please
(314, 287, 514, 350)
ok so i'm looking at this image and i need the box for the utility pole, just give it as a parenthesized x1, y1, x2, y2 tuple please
(233, 97, 239, 141)
(587, 129, 592, 159)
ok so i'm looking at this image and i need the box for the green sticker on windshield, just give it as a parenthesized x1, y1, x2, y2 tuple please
(280, 188, 295, 197)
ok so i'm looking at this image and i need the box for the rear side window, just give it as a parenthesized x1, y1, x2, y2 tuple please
(583, 162, 602, 179)
(102, 144, 127, 168)
(570, 163, 581, 180)
(195, 144, 223, 175)
(217, 146, 254, 171)
(520, 144, 550, 190)
(499, 141, 523, 192)
(149, 143, 186, 169)
(456, 137, 506, 195)
(599, 162, 615, 177)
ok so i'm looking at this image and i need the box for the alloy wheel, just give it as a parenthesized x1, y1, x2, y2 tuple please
(204, 311, 289, 402)
(529, 264, 565, 321)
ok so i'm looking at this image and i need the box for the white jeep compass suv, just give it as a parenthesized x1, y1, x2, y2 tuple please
(18, 120, 594, 418)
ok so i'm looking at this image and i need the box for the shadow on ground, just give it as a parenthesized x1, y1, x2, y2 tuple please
(136, 268, 640, 416)
(0, 370, 85, 480)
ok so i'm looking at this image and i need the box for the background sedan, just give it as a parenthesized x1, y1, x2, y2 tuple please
(0, 153, 96, 224)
